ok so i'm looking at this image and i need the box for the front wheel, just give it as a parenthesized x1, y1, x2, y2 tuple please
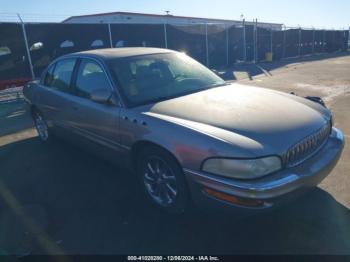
(136, 146, 190, 214)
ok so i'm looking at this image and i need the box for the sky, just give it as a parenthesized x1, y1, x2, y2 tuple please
(1, 0, 349, 29)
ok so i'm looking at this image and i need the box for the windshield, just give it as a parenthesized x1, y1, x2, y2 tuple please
(108, 52, 226, 107)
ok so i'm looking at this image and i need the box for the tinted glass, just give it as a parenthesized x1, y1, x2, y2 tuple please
(49, 58, 76, 92)
(75, 59, 110, 98)
(108, 52, 226, 107)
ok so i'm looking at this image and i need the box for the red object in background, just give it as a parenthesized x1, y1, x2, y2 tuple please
(0, 78, 32, 91)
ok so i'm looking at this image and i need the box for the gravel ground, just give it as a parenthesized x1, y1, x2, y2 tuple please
(0, 53, 349, 255)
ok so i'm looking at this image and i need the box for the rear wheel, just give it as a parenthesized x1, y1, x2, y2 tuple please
(136, 146, 190, 214)
(32, 110, 52, 143)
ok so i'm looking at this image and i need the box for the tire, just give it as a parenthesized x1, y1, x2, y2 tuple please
(32, 109, 53, 143)
(136, 145, 190, 214)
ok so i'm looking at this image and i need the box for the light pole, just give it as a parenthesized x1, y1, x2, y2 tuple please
(17, 13, 35, 80)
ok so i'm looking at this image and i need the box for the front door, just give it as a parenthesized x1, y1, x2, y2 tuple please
(68, 58, 123, 153)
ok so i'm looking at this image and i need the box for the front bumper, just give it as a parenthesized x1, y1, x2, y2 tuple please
(185, 127, 345, 211)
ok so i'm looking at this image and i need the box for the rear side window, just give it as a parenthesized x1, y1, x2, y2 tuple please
(75, 59, 110, 98)
(49, 58, 76, 93)
(43, 63, 55, 86)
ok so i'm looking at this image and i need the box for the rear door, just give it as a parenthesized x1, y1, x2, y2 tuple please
(68, 58, 122, 151)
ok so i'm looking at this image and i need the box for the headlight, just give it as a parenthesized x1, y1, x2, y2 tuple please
(202, 156, 282, 179)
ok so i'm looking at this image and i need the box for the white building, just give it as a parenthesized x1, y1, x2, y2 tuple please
(62, 11, 283, 30)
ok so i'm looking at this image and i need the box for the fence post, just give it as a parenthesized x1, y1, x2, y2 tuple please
(298, 27, 301, 57)
(323, 30, 326, 53)
(254, 19, 258, 63)
(343, 30, 346, 51)
(163, 23, 168, 49)
(312, 29, 315, 54)
(348, 27, 350, 50)
(17, 14, 35, 80)
(253, 20, 256, 62)
(270, 27, 273, 53)
(226, 24, 229, 66)
(205, 23, 209, 67)
(243, 19, 247, 62)
(282, 26, 286, 59)
(108, 23, 113, 48)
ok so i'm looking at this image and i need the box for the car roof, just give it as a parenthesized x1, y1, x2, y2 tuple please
(69, 47, 175, 61)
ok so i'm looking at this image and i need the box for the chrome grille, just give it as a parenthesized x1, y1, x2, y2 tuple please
(284, 121, 332, 167)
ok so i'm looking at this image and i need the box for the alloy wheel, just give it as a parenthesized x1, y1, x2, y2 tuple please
(143, 156, 178, 207)
(34, 112, 49, 141)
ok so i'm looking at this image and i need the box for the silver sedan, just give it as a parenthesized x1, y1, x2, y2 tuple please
(23, 48, 345, 213)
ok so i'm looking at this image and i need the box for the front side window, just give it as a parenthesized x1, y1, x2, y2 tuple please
(75, 59, 110, 98)
(49, 58, 76, 93)
(108, 52, 225, 107)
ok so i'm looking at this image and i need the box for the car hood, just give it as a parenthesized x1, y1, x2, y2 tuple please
(140, 84, 331, 156)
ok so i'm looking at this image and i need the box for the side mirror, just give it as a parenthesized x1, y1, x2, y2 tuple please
(90, 88, 112, 104)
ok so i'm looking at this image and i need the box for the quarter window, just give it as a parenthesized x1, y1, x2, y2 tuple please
(49, 58, 76, 92)
(75, 59, 110, 98)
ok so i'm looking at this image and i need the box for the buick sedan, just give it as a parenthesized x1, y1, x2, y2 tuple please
(23, 48, 344, 213)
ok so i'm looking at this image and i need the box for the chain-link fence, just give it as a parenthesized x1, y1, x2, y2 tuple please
(0, 20, 349, 90)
